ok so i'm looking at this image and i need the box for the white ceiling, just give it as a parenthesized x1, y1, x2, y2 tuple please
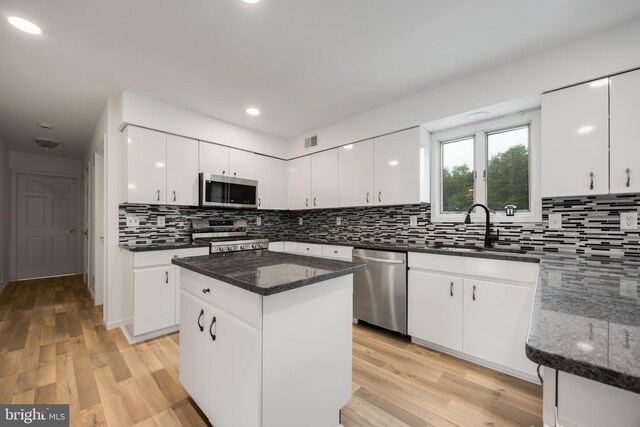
(1, 0, 640, 158)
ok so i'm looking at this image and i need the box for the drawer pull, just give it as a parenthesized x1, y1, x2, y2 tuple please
(626, 168, 631, 188)
(173, 190, 176, 202)
(202, 288, 211, 293)
(472, 284, 476, 301)
(305, 198, 309, 207)
(450, 281, 453, 297)
(378, 191, 382, 202)
(210, 316, 217, 341)
(157, 190, 161, 201)
(366, 192, 370, 203)
(197, 309, 204, 332)
(589, 172, 594, 190)
(165, 271, 169, 284)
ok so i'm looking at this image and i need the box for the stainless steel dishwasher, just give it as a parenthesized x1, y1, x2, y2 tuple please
(352, 249, 407, 334)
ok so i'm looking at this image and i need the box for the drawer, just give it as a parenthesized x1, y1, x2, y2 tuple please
(296, 242, 323, 257)
(133, 247, 209, 268)
(269, 241, 285, 252)
(322, 245, 352, 261)
(179, 268, 262, 329)
(283, 241, 298, 253)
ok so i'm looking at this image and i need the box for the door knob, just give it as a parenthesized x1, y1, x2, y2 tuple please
(70, 229, 76, 234)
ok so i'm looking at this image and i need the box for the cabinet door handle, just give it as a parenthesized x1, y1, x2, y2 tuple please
(234, 172, 237, 177)
(258, 198, 261, 207)
(222, 170, 226, 175)
(157, 190, 161, 201)
(197, 309, 204, 332)
(165, 271, 169, 284)
(202, 288, 210, 293)
(589, 172, 594, 190)
(173, 190, 176, 202)
(366, 192, 370, 203)
(209, 316, 217, 341)
(305, 198, 309, 207)
(472, 284, 476, 301)
(450, 281, 454, 297)
(626, 168, 631, 188)
(313, 197, 317, 207)
(378, 191, 382, 202)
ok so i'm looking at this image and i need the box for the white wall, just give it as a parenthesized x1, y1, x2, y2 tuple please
(121, 91, 288, 158)
(0, 136, 10, 291)
(287, 17, 640, 158)
(9, 151, 84, 280)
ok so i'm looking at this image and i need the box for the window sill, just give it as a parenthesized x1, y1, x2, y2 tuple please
(430, 212, 542, 224)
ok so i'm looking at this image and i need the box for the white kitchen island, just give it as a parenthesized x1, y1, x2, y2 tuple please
(173, 250, 365, 427)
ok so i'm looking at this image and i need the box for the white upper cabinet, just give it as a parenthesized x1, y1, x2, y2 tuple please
(229, 148, 255, 179)
(541, 79, 609, 197)
(374, 128, 423, 206)
(287, 156, 312, 210)
(124, 126, 167, 204)
(199, 141, 230, 176)
(610, 69, 640, 194)
(254, 155, 286, 210)
(311, 149, 338, 209)
(166, 134, 199, 206)
(338, 140, 374, 207)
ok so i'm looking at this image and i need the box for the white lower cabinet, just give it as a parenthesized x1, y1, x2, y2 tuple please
(133, 267, 177, 336)
(178, 268, 352, 427)
(408, 271, 462, 351)
(462, 279, 536, 375)
(407, 253, 539, 380)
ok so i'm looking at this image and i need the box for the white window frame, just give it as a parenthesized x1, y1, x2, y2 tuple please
(430, 110, 541, 223)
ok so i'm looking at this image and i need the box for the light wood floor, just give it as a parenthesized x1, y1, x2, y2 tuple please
(0, 276, 542, 426)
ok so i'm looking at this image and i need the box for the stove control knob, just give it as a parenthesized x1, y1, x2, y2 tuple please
(227, 246, 234, 251)
(241, 245, 248, 250)
(260, 243, 267, 249)
(252, 243, 258, 249)
(218, 246, 226, 252)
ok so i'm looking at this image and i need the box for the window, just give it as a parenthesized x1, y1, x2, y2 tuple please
(431, 110, 540, 223)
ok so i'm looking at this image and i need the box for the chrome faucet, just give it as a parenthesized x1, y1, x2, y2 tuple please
(464, 203, 499, 248)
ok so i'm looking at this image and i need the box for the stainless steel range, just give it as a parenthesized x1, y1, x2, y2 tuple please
(191, 219, 268, 253)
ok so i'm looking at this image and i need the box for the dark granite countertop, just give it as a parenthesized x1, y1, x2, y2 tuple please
(119, 241, 209, 252)
(172, 250, 365, 296)
(526, 254, 640, 393)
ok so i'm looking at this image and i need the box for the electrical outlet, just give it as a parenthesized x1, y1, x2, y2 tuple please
(620, 211, 638, 230)
(409, 215, 418, 227)
(157, 216, 165, 228)
(548, 213, 562, 229)
(126, 216, 140, 227)
(620, 279, 637, 298)
(336, 217, 341, 226)
(299, 217, 303, 225)
(256, 216, 262, 226)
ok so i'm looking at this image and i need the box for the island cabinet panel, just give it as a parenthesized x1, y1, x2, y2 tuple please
(408, 271, 463, 351)
(179, 290, 212, 415)
(133, 266, 176, 336)
(462, 279, 537, 376)
(210, 307, 262, 427)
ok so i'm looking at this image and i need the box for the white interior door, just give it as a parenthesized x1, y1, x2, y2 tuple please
(16, 173, 78, 280)
(93, 150, 105, 304)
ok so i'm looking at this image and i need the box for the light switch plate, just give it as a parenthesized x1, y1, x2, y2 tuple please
(157, 216, 165, 228)
(126, 216, 140, 227)
(336, 217, 341, 226)
(298, 217, 303, 225)
(409, 215, 418, 227)
(256, 216, 262, 226)
(548, 213, 562, 229)
(620, 211, 638, 230)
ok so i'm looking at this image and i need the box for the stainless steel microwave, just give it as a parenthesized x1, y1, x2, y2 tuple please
(199, 173, 258, 209)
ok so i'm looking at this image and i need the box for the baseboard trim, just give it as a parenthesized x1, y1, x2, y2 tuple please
(121, 324, 180, 345)
(411, 336, 539, 384)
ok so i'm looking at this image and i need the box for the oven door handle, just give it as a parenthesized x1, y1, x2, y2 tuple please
(352, 255, 404, 264)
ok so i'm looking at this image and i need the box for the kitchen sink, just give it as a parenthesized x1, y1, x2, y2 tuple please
(429, 244, 527, 255)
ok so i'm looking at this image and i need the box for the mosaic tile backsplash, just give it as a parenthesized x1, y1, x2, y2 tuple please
(120, 193, 640, 257)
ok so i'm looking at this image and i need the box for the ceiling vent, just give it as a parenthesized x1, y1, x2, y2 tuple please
(304, 135, 318, 149)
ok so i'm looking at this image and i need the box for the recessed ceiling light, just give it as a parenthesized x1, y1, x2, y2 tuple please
(589, 79, 608, 88)
(465, 111, 490, 120)
(246, 107, 260, 116)
(243, 0, 260, 3)
(389, 160, 399, 167)
(37, 122, 54, 130)
(8, 17, 42, 35)
(577, 125, 595, 135)
(343, 144, 354, 150)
